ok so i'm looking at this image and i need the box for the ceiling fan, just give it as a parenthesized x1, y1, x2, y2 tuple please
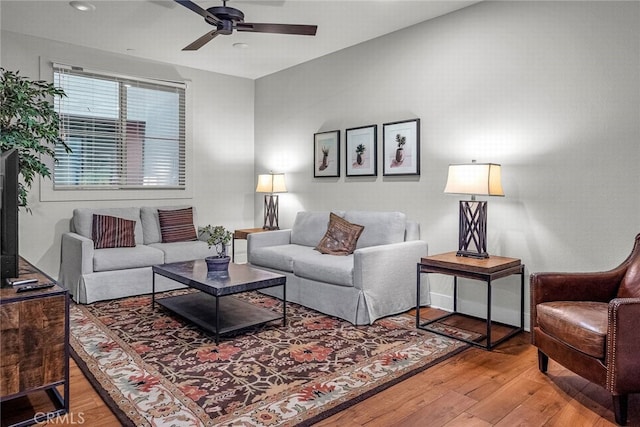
(174, 0, 318, 51)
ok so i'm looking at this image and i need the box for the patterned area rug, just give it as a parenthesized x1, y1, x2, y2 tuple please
(70, 290, 471, 426)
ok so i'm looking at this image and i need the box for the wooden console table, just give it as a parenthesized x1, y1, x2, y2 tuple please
(0, 258, 70, 427)
(416, 252, 525, 350)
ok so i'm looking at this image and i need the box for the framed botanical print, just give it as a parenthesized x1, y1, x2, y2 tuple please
(383, 118, 420, 176)
(345, 124, 377, 177)
(314, 130, 340, 177)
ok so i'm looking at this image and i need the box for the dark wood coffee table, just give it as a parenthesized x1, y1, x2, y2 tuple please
(152, 260, 286, 344)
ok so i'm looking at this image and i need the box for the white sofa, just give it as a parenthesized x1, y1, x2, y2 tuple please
(247, 211, 429, 325)
(59, 206, 217, 304)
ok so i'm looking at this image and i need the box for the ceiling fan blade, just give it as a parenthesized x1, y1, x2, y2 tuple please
(236, 22, 317, 36)
(174, 0, 220, 25)
(183, 30, 219, 50)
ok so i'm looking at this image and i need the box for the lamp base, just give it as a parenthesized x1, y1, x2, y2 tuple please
(456, 250, 489, 259)
(262, 194, 280, 230)
(457, 200, 489, 258)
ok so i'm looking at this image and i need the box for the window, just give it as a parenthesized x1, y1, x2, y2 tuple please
(53, 64, 186, 190)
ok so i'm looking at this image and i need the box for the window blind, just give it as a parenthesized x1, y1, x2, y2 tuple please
(53, 64, 186, 190)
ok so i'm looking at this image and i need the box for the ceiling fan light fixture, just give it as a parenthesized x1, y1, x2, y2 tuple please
(69, 1, 96, 12)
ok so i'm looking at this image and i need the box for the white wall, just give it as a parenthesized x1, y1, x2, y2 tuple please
(2, 2, 638, 329)
(1, 31, 256, 277)
(254, 1, 640, 327)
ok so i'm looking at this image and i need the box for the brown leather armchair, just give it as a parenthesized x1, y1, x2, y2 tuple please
(530, 233, 640, 425)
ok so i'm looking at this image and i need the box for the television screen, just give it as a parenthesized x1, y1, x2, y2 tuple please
(1, 148, 19, 279)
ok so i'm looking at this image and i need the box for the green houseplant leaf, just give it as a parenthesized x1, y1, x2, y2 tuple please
(0, 68, 71, 211)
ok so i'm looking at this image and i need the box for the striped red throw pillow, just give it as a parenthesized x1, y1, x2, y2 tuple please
(92, 214, 136, 249)
(158, 207, 197, 243)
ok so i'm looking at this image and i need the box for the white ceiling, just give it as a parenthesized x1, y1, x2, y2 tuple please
(1, 0, 478, 80)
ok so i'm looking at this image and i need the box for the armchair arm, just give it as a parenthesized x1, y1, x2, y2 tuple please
(354, 240, 428, 323)
(247, 230, 292, 264)
(606, 297, 640, 394)
(59, 232, 94, 300)
(530, 270, 622, 306)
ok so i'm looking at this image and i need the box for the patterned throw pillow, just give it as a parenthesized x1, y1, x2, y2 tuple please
(315, 212, 364, 255)
(92, 214, 136, 249)
(158, 207, 197, 243)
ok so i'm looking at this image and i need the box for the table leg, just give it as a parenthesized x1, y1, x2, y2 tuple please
(486, 279, 492, 350)
(520, 268, 525, 329)
(64, 297, 70, 414)
(215, 296, 220, 345)
(152, 271, 156, 309)
(453, 276, 458, 312)
(282, 282, 287, 327)
(416, 263, 421, 328)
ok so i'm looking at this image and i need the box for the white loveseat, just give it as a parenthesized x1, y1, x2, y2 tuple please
(59, 206, 217, 304)
(247, 211, 429, 325)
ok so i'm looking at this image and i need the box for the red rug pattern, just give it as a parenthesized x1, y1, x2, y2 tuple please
(70, 290, 470, 426)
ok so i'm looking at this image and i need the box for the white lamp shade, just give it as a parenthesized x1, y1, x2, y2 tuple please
(444, 163, 504, 196)
(256, 173, 287, 193)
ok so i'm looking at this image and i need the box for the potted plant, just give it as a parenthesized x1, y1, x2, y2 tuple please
(395, 134, 406, 163)
(199, 225, 233, 271)
(0, 68, 71, 211)
(355, 143, 366, 165)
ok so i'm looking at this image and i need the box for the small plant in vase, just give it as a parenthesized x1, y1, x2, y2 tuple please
(199, 225, 233, 271)
(395, 134, 406, 163)
(355, 143, 366, 165)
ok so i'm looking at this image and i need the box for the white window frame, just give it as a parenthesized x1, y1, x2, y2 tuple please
(39, 59, 193, 202)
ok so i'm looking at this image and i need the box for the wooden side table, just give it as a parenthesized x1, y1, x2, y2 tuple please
(416, 252, 525, 350)
(1, 258, 70, 426)
(232, 228, 270, 262)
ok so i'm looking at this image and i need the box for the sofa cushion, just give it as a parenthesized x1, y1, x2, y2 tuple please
(250, 244, 313, 272)
(293, 250, 354, 287)
(93, 245, 164, 272)
(149, 241, 216, 264)
(291, 211, 345, 247)
(92, 214, 136, 249)
(158, 207, 198, 243)
(73, 207, 143, 245)
(537, 301, 608, 359)
(140, 206, 196, 245)
(343, 211, 406, 249)
(315, 213, 364, 255)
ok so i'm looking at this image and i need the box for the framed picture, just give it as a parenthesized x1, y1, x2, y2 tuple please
(383, 118, 420, 176)
(345, 124, 377, 177)
(314, 130, 340, 177)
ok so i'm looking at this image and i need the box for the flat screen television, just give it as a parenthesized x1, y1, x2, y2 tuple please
(1, 148, 19, 279)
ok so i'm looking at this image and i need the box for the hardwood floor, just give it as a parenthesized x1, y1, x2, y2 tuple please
(2, 309, 638, 426)
(319, 332, 637, 427)
(0, 358, 119, 427)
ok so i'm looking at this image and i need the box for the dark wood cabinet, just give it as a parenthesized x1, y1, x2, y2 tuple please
(1, 259, 69, 427)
